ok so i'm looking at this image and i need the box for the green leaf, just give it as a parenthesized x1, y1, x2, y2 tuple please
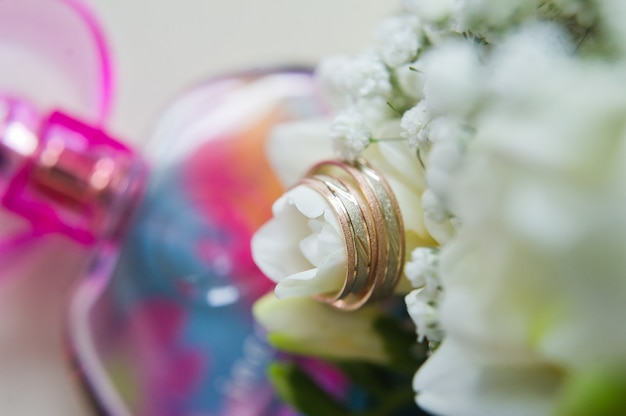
(556, 367, 626, 416)
(373, 314, 427, 373)
(336, 362, 389, 399)
(362, 388, 417, 416)
(267, 332, 308, 354)
(268, 362, 350, 416)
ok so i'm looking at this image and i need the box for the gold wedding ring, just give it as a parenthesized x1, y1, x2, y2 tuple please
(297, 158, 405, 311)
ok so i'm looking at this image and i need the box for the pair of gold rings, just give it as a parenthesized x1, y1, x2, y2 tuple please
(298, 158, 405, 311)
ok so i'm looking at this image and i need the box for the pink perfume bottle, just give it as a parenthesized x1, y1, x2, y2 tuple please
(0, 0, 141, 254)
(0, 1, 145, 414)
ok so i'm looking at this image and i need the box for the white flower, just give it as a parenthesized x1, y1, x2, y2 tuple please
(266, 119, 334, 187)
(251, 185, 346, 299)
(455, 0, 536, 34)
(329, 108, 372, 160)
(405, 247, 444, 342)
(427, 116, 468, 144)
(250, 1, 626, 414)
(354, 95, 395, 128)
(404, 247, 439, 290)
(255, 2, 626, 416)
(395, 62, 425, 100)
(375, 16, 422, 68)
(414, 338, 561, 416)
(404, 0, 456, 23)
(421, 189, 456, 244)
(315, 54, 354, 109)
(254, 131, 432, 302)
(361, 140, 434, 249)
(422, 40, 483, 117)
(425, 136, 465, 202)
(317, 52, 392, 103)
(401, 100, 431, 149)
(414, 24, 626, 416)
(345, 52, 392, 98)
(406, 288, 444, 343)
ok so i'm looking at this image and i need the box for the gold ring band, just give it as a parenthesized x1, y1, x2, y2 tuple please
(297, 158, 405, 310)
(354, 159, 405, 300)
(299, 175, 374, 310)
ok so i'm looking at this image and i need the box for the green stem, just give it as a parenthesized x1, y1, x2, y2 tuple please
(361, 388, 416, 416)
(370, 137, 405, 144)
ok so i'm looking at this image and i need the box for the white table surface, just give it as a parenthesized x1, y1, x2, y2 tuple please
(0, 1, 396, 414)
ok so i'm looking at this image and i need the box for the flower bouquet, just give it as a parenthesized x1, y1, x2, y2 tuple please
(250, 1, 626, 415)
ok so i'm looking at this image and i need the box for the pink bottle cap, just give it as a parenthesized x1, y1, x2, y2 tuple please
(1, 98, 145, 244)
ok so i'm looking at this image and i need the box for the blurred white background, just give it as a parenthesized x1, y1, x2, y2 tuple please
(92, 0, 397, 143)
(0, 0, 397, 415)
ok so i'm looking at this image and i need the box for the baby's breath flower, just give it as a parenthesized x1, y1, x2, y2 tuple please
(356, 96, 396, 126)
(405, 247, 444, 342)
(345, 53, 392, 98)
(427, 116, 468, 144)
(404, 247, 440, 290)
(401, 100, 431, 149)
(422, 41, 483, 117)
(403, 0, 456, 24)
(421, 189, 456, 244)
(317, 53, 392, 110)
(316, 54, 353, 108)
(395, 63, 425, 100)
(329, 108, 372, 160)
(425, 139, 465, 201)
(375, 16, 422, 68)
(406, 288, 444, 343)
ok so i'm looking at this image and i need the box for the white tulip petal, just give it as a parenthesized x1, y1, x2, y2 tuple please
(299, 220, 343, 266)
(252, 182, 347, 299)
(266, 119, 334, 187)
(275, 251, 345, 298)
(415, 340, 560, 416)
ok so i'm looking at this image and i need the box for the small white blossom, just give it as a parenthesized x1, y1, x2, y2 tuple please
(455, 0, 535, 36)
(422, 40, 483, 117)
(401, 100, 431, 149)
(395, 62, 425, 100)
(427, 116, 469, 144)
(317, 53, 392, 108)
(345, 53, 392, 98)
(329, 109, 371, 160)
(405, 247, 443, 342)
(404, 0, 456, 23)
(355, 95, 395, 126)
(404, 247, 440, 291)
(375, 16, 422, 68)
(426, 138, 465, 200)
(421, 189, 449, 223)
(422, 189, 456, 244)
(406, 288, 444, 343)
(316, 54, 353, 108)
